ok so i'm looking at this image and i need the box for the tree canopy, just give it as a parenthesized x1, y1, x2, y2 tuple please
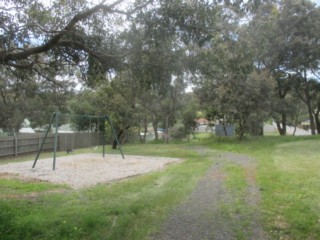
(1, 0, 320, 139)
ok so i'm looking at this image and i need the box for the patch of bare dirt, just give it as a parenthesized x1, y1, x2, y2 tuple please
(0, 153, 181, 189)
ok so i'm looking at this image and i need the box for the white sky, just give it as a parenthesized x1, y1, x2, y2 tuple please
(314, 0, 320, 5)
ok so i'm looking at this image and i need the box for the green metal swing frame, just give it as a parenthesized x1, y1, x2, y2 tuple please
(32, 112, 124, 170)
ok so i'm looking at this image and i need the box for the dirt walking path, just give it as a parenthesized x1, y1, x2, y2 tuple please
(150, 148, 269, 240)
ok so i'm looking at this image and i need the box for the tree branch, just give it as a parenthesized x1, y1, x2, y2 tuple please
(312, 69, 320, 80)
(31, 68, 64, 88)
(0, 0, 150, 67)
(57, 40, 128, 60)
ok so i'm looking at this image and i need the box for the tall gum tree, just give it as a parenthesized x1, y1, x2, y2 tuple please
(278, 0, 320, 135)
(245, 0, 320, 135)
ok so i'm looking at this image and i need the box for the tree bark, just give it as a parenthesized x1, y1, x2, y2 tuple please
(143, 113, 148, 142)
(238, 119, 245, 141)
(112, 125, 130, 149)
(314, 111, 320, 134)
(305, 89, 316, 135)
(165, 116, 169, 143)
(276, 113, 287, 136)
(152, 119, 159, 141)
(302, 70, 316, 135)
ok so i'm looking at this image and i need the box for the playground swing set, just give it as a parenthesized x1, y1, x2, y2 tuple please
(32, 112, 124, 170)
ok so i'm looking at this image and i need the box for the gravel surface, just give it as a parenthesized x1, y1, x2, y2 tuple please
(0, 153, 181, 189)
(150, 148, 269, 240)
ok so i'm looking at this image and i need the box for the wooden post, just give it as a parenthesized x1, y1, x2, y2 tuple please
(14, 134, 18, 157)
(38, 134, 41, 150)
(53, 113, 59, 170)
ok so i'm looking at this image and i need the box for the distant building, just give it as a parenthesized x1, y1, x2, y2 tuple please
(19, 118, 35, 133)
(194, 118, 212, 132)
(195, 118, 209, 125)
(58, 124, 75, 133)
(19, 127, 35, 133)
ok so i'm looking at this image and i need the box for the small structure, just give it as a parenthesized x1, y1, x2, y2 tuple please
(195, 118, 209, 125)
(215, 124, 235, 137)
(194, 118, 212, 132)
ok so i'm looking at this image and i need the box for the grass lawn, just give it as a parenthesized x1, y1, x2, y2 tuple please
(0, 143, 213, 240)
(201, 134, 320, 239)
(0, 134, 320, 239)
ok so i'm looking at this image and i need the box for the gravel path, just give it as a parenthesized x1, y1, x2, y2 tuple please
(150, 148, 269, 240)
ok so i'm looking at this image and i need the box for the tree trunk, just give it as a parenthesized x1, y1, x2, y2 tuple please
(238, 119, 245, 141)
(305, 94, 316, 135)
(292, 102, 302, 136)
(152, 120, 158, 141)
(222, 119, 228, 136)
(112, 125, 130, 149)
(139, 114, 148, 143)
(143, 113, 148, 142)
(314, 111, 320, 134)
(112, 129, 123, 149)
(165, 116, 169, 143)
(259, 125, 264, 136)
(276, 113, 287, 136)
(303, 71, 316, 135)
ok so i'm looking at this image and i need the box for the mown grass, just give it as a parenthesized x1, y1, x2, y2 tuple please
(1, 134, 320, 239)
(0, 178, 66, 196)
(200, 134, 320, 239)
(265, 139, 320, 239)
(0, 143, 212, 240)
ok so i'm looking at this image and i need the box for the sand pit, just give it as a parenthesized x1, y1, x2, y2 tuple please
(0, 154, 182, 189)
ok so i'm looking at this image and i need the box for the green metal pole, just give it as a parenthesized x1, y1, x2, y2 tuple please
(105, 115, 125, 159)
(33, 113, 56, 168)
(53, 112, 59, 170)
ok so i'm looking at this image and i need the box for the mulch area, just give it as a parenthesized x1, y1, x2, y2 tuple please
(0, 153, 181, 189)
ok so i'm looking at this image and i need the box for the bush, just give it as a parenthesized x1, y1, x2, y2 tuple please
(170, 124, 188, 140)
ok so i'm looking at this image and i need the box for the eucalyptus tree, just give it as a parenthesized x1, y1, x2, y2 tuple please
(110, 0, 220, 141)
(0, 0, 151, 131)
(1, 0, 219, 86)
(279, 0, 320, 135)
(190, 5, 275, 139)
(68, 83, 138, 147)
(246, 0, 320, 135)
(293, 78, 320, 134)
(0, 0, 150, 73)
(244, 1, 290, 135)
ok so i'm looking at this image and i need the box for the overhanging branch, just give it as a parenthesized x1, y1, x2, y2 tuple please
(57, 40, 128, 60)
(0, 0, 150, 67)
